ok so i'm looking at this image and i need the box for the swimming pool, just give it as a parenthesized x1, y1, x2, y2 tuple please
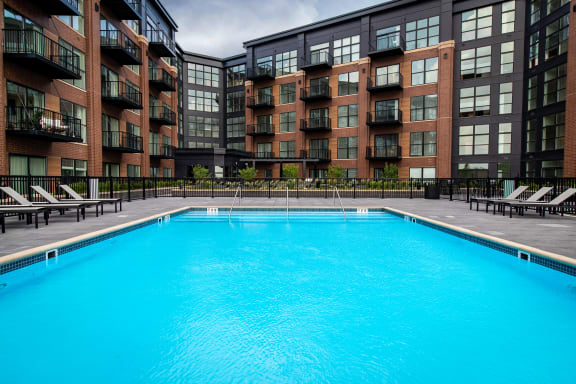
(1, 210, 575, 383)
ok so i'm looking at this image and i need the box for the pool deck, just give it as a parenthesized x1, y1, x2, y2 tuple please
(0, 198, 574, 259)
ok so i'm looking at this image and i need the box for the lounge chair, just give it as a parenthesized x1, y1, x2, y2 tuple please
(487, 186, 553, 215)
(0, 206, 50, 233)
(32, 186, 105, 215)
(0, 186, 93, 222)
(60, 185, 122, 212)
(469, 186, 529, 211)
(502, 188, 576, 218)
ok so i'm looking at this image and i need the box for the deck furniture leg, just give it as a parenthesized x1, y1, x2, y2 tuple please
(1, 215, 5, 233)
(34, 212, 38, 229)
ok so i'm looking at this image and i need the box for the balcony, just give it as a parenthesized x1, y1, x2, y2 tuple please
(100, 30, 142, 65)
(246, 66, 275, 82)
(5, 106, 83, 143)
(368, 34, 405, 58)
(300, 117, 331, 132)
(102, 81, 143, 109)
(3, 29, 81, 79)
(367, 73, 403, 93)
(301, 51, 332, 72)
(247, 95, 274, 109)
(31, 0, 80, 15)
(301, 149, 331, 162)
(100, 0, 141, 20)
(367, 109, 402, 126)
(150, 105, 176, 125)
(254, 152, 275, 159)
(300, 85, 332, 101)
(366, 146, 401, 160)
(150, 144, 175, 159)
(146, 29, 176, 57)
(246, 124, 275, 136)
(102, 131, 143, 153)
(149, 67, 176, 92)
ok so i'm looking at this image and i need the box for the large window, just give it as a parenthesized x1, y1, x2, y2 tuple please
(501, 1, 516, 33)
(460, 46, 491, 79)
(227, 116, 245, 138)
(188, 116, 219, 138)
(226, 64, 245, 88)
(459, 125, 489, 155)
(333, 35, 360, 64)
(542, 112, 564, 151)
(412, 58, 438, 85)
(406, 16, 439, 50)
(337, 137, 358, 159)
(410, 132, 437, 156)
(187, 63, 219, 87)
(545, 14, 569, 60)
(409, 167, 436, 179)
(60, 99, 87, 143)
(546, 0, 569, 15)
(338, 72, 359, 96)
(527, 76, 538, 111)
(103, 163, 120, 177)
(9, 155, 46, 176)
(279, 112, 296, 133)
(499, 83, 513, 114)
(256, 142, 272, 157)
(226, 90, 244, 113)
(530, 0, 541, 24)
(529, 32, 539, 69)
(410, 95, 437, 121)
(61, 159, 87, 177)
(375, 25, 401, 50)
(256, 56, 273, 70)
(58, 0, 84, 34)
(338, 105, 358, 128)
(542, 160, 563, 177)
(275, 50, 297, 76)
(188, 90, 219, 112)
(227, 142, 245, 151)
(279, 141, 296, 158)
(280, 83, 296, 104)
(7, 81, 45, 109)
(543, 63, 566, 106)
(498, 123, 512, 154)
(526, 119, 537, 152)
(459, 85, 490, 117)
(127, 165, 141, 178)
(60, 39, 85, 89)
(309, 43, 329, 65)
(500, 42, 514, 74)
(461, 6, 492, 41)
(457, 163, 489, 178)
(188, 141, 219, 149)
(374, 64, 400, 87)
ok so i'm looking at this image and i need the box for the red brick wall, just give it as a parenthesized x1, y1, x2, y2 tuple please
(564, 0, 576, 177)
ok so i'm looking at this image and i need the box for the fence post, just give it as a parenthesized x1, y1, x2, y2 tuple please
(410, 178, 413, 199)
(466, 179, 470, 202)
(142, 177, 146, 200)
(154, 177, 158, 198)
(296, 178, 299, 199)
(268, 179, 271, 199)
(381, 178, 384, 199)
(27, 174, 32, 201)
(183, 180, 187, 198)
(353, 178, 356, 199)
(324, 178, 327, 199)
(127, 177, 131, 202)
(109, 177, 114, 199)
(211, 177, 214, 198)
(449, 178, 453, 201)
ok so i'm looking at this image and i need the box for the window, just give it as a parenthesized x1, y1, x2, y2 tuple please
(501, 1, 515, 33)
(500, 42, 514, 74)
(227, 142, 245, 151)
(309, 43, 329, 65)
(279, 112, 296, 133)
(345, 169, 358, 178)
(543, 63, 566, 106)
(309, 138, 329, 158)
(498, 123, 512, 154)
(410, 132, 437, 156)
(60, 40, 85, 89)
(374, 134, 398, 157)
(542, 112, 564, 151)
(337, 137, 358, 159)
(460, 86, 490, 117)
(461, 6, 492, 41)
(188, 116, 219, 138)
(103, 163, 120, 177)
(458, 163, 489, 178)
(275, 50, 297, 76)
(256, 142, 272, 157)
(459, 125, 490, 155)
(499, 83, 513, 114)
(542, 160, 563, 177)
(529, 33, 540, 69)
(102, 114, 119, 132)
(526, 119, 537, 152)
(409, 167, 436, 179)
(227, 116, 245, 138)
(227, 64, 245, 87)
(410, 95, 437, 121)
(375, 25, 401, 50)
(163, 168, 172, 178)
(256, 115, 272, 132)
(9, 155, 46, 176)
(460, 46, 491, 79)
(127, 165, 141, 178)
(58, 0, 84, 34)
(7, 81, 45, 109)
(406, 16, 439, 50)
(187, 90, 219, 112)
(498, 162, 511, 178)
(338, 105, 358, 128)
(187, 63, 219, 87)
(280, 83, 296, 104)
(527, 76, 538, 111)
(374, 64, 400, 87)
(226, 90, 244, 113)
(61, 159, 87, 176)
(187, 141, 219, 149)
(149, 132, 159, 155)
(279, 141, 296, 158)
(412, 57, 438, 85)
(530, 0, 541, 24)
(309, 169, 328, 179)
(545, 14, 569, 60)
(338, 72, 359, 96)
(60, 99, 87, 143)
(546, 0, 569, 15)
(333, 35, 360, 64)
(150, 167, 159, 178)
(256, 56, 273, 70)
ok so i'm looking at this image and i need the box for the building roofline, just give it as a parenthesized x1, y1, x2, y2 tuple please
(149, 0, 179, 30)
(223, 53, 247, 61)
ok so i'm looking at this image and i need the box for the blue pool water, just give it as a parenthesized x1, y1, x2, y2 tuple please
(0, 211, 575, 383)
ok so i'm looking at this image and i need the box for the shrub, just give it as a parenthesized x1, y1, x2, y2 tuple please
(238, 167, 257, 182)
(380, 163, 399, 179)
(282, 164, 299, 178)
(327, 165, 345, 179)
(192, 165, 211, 179)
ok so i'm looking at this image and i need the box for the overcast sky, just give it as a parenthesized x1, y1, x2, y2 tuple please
(165, 0, 386, 58)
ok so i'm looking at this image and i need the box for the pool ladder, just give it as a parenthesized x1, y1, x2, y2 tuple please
(228, 185, 242, 223)
(333, 187, 346, 220)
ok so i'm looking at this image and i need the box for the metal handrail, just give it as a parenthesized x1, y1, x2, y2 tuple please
(333, 187, 346, 219)
(286, 186, 289, 220)
(229, 185, 242, 223)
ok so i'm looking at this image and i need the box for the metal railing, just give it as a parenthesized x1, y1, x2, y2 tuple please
(5, 106, 83, 139)
(246, 124, 274, 136)
(145, 29, 175, 52)
(301, 84, 332, 99)
(302, 50, 332, 67)
(149, 66, 176, 89)
(300, 117, 331, 131)
(366, 146, 401, 159)
(246, 65, 275, 80)
(101, 81, 142, 106)
(102, 131, 143, 152)
(370, 33, 405, 52)
(100, 29, 141, 62)
(247, 94, 274, 107)
(333, 187, 346, 219)
(367, 109, 402, 125)
(367, 73, 402, 89)
(286, 187, 289, 220)
(149, 104, 176, 124)
(229, 185, 242, 222)
(150, 144, 175, 158)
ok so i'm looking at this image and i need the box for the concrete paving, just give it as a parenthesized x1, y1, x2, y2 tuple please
(0, 197, 574, 258)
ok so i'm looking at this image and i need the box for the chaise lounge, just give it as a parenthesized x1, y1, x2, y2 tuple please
(60, 185, 123, 213)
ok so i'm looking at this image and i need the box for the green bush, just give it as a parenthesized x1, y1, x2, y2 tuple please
(282, 164, 299, 178)
(327, 165, 345, 179)
(192, 165, 211, 179)
(239, 167, 257, 182)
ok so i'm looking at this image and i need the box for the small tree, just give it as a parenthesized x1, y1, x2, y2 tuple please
(327, 165, 345, 179)
(192, 164, 211, 179)
(381, 163, 399, 179)
(238, 166, 257, 182)
(282, 164, 299, 178)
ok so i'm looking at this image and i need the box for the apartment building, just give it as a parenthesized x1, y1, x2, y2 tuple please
(0, 0, 179, 178)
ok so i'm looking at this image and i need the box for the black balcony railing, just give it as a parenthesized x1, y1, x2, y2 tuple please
(300, 117, 331, 131)
(5, 106, 83, 142)
(366, 145, 401, 160)
(367, 73, 403, 92)
(301, 149, 331, 161)
(300, 85, 332, 101)
(246, 66, 275, 81)
(150, 105, 176, 125)
(150, 144, 175, 158)
(146, 29, 175, 57)
(254, 152, 275, 159)
(301, 51, 333, 71)
(247, 95, 274, 109)
(101, 81, 143, 109)
(3, 29, 81, 79)
(100, 29, 142, 65)
(368, 33, 405, 58)
(149, 67, 176, 91)
(100, 0, 141, 20)
(102, 131, 143, 153)
(367, 109, 402, 126)
(31, 0, 80, 15)
(246, 124, 275, 136)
